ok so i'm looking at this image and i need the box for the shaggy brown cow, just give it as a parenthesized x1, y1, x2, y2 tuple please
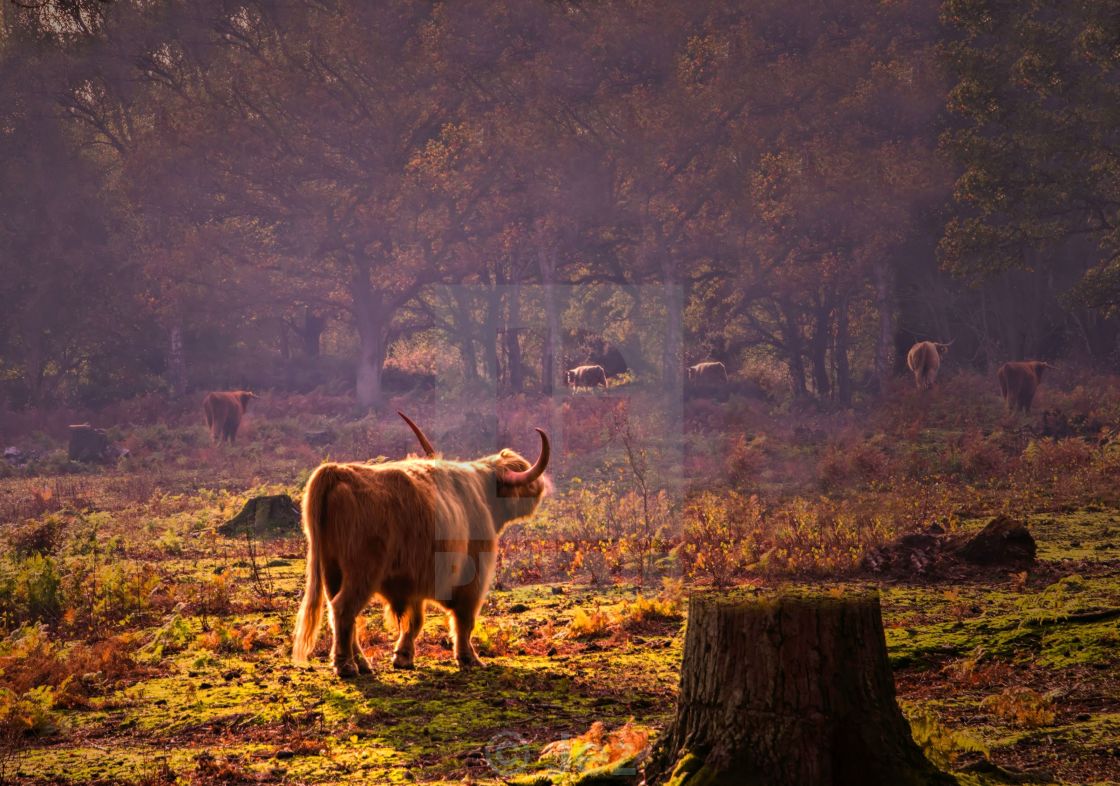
(998, 361, 1053, 413)
(292, 413, 550, 678)
(906, 341, 951, 389)
(688, 361, 728, 385)
(565, 364, 608, 389)
(203, 391, 256, 444)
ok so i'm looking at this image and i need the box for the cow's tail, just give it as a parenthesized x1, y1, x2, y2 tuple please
(292, 464, 347, 664)
(204, 398, 213, 430)
(998, 369, 1008, 400)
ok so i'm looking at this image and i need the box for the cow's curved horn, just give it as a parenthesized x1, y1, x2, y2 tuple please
(499, 429, 550, 486)
(398, 411, 436, 457)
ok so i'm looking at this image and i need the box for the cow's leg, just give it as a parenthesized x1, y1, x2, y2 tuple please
(450, 605, 483, 669)
(329, 577, 374, 678)
(351, 617, 373, 675)
(392, 599, 425, 670)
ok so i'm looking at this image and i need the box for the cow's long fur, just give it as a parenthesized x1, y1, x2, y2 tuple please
(906, 342, 948, 389)
(203, 391, 255, 444)
(998, 361, 1051, 413)
(292, 436, 549, 678)
(566, 365, 607, 389)
(688, 361, 728, 384)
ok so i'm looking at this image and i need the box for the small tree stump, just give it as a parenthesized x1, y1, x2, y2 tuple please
(647, 591, 956, 786)
(217, 494, 301, 538)
(68, 424, 110, 462)
(957, 515, 1036, 566)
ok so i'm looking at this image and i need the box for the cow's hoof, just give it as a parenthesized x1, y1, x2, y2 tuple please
(457, 656, 485, 670)
(355, 658, 373, 675)
(392, 653, 415, 670)
(334, 661, 359, 679)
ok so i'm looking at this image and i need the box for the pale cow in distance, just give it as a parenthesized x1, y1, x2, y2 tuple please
(998, 361, 1053, 414)
(292, 412, 550, 678)
(565, 364, 608, 390)
(906, 341, 951, 390)
(203, 391, 256, 444)
(688, 361, 728, 385)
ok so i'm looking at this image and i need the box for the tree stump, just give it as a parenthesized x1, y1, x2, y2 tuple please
(217, 494, 301, 538)
(957, 515, 1036, 567)
(647, 591, 956, 786)
(67, 424, 110, 462)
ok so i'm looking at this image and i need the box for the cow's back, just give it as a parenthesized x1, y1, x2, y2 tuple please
(692, 362, 727, 383)
(907, 342, 935, 373)
(316, 461, 490, 601)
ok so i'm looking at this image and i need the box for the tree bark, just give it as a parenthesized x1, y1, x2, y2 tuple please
(647, 591, 956, 786)
(168, 322, 187, 399)
(352, 262, 387, 409)
(836, 295, 852, 406)
(811, 299, 832, 400)
(539, 243, 560, 397)
(301, 307, 325, 358)
(451, 288, 480, 383)
(781, 302, 808, 399)
(874, 260, 896, 395)
(661, 256, 683, 390)
(506, 278, 523, 393)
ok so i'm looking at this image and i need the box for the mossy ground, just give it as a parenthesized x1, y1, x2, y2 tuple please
(9, 506, 1117, 785)
(3, 390, 1120, 786)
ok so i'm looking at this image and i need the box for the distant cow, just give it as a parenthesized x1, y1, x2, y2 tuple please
(998, 361, 1052, 414)
(292, 413, 550, 678)
(688, 361, 728, 385)
(906, 341, 951, 389)
(566, 365, 608, 389)
(203, 391, 256, 444)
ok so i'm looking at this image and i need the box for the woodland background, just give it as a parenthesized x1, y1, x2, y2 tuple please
(2, 0, 1120, 411)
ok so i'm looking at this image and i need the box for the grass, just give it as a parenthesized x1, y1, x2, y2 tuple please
(1, 374, 1119, 784)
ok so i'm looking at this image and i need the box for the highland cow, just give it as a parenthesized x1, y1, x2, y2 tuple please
(688, 361, 728, 385)
(565, 364, 608, 389)
(203, 391, 256, 445)
(998, 361, 1053, 414)
(906, 341, 950, 390)
(291, 413, 550, 678)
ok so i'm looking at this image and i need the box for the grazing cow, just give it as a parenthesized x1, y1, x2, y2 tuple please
(292, 413, 550, 678)
(998, 361, 1053, 414)
(688, 361, 728, 385)
(906, 341, 951, 389)
(203, 391, 256, 444)
(565, 364, 608, 390)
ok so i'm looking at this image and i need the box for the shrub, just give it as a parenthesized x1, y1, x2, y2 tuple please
(960, 433, 1008, 482)
(980, 687, 1056, 728)
(0, 554, 63, 628)
(5, 515, 68, 558)
(681, 491, 762, 586)
(1022, 437, 1094, 480)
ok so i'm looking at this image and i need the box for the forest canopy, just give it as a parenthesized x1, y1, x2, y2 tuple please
(1, 0, 1118, 409)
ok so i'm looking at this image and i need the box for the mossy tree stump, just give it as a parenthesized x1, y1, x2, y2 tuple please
(67, 423, 110, 462)
(647, 591, 956, 786)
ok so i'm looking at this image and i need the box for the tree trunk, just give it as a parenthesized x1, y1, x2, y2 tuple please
(352, 262, 386, 409)
(451, 288, 480, 383)
(874, 260, 895, 395)
(506, 279, 523, 393)
(279, 320, 294, 390)
(811, 300, 832, 400)
(647, 592, 955, 786)
(836, 296, 852, 406)
(168, 322, 187, 399)
(301, 307, 325, 358)
(661, 256, 683, 390)
(484, 280, 500, 385)
(539, 244, 560, 397)
(781, 302, 808, 399)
